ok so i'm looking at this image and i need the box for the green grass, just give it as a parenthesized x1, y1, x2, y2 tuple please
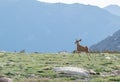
(0, 52, 120, 82)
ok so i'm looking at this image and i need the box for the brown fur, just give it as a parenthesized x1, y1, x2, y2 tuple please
(74, 39, 90, 60)
(75, 39, 89, 53)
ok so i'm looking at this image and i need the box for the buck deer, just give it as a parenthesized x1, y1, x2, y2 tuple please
(74, 39, 90, 60)
(75, 39, 88, 53)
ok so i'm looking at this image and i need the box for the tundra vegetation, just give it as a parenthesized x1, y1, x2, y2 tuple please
(0, 52, 120, 82)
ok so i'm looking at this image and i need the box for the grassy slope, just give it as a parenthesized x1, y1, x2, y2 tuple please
(0, 52, 120, 82)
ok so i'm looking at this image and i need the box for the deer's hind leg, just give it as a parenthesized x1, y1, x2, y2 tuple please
(86, 52, 91, 60)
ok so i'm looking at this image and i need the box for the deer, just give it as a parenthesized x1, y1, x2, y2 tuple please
(75, 39, 88, 53)
(73, 39, 90, 60)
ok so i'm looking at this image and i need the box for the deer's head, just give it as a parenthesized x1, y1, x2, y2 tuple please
(75, 39, 82, 44)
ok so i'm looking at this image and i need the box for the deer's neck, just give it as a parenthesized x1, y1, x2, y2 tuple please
(76, 43, 80, 51)
(77, 43, 81, 49)
(77, 43, 80, 46)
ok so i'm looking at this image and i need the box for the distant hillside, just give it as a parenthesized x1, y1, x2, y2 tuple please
(104, 5, 120, 16)
(0, 0, 120, 52)
(90, 29, 120, 52)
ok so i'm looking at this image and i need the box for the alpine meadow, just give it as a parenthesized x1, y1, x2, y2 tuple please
(0, 0, 120, 82)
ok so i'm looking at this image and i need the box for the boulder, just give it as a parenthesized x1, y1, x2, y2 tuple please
(0, 76, 12, 82)
(53, 67, 95, 77)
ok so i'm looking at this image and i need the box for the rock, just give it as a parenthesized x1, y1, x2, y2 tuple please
(0, 64, 4, 68)
(53, 67, 90, 77)
(6, 62, 14, 66)
(105, 56, 111, 60)
(0, 77, 12, 82)
(111, 70, 120, 76)
(58, 51, 67, 54)
(27, 74, 36, 78)
(88, 69, 97, 75)
(100, 70, 120, 77)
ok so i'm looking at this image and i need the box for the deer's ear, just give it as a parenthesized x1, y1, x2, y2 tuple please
(79, 39, 82, 41)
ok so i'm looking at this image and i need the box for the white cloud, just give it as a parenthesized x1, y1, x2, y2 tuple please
(37, 0, 120, 8)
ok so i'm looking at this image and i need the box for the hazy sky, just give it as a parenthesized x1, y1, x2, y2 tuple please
(37, 0, 120, 8)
